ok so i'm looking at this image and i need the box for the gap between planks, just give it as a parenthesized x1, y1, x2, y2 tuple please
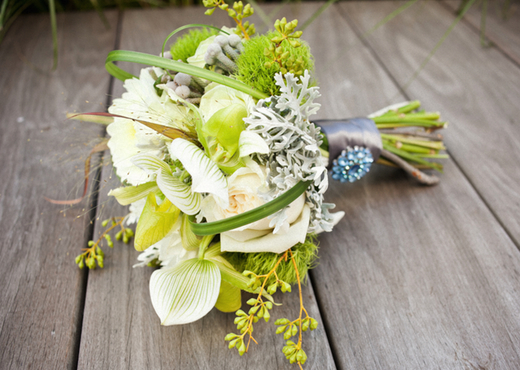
(73, 10, 124, 370)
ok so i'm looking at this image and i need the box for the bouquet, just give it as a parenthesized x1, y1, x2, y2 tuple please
(66, 2, 448, 367)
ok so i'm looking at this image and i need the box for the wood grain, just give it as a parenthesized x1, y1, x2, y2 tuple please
(292, 2, 520, 368)
(443, 0, 520, 65)
(341, 0, 520, 247)
(0, 11, 117, 370)
(77, 7, 335, 369)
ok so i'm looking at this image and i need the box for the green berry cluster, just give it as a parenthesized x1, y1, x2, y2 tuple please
(75, 217, 134, 270)
(203, 0, 255, 39)
(275, 317, 318, 365)
(264, 18, 305, 76)
(225, 296, 274, 355)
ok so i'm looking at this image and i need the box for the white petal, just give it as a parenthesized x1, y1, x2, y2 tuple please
(132, 154, 171, 176)
(156, 170, 201, 215)
(239, 131, 269, 157)
(169, 138, 228, 206)
(107, 118, 155, 185)
(220, 204, 311, 253)
(150, 259, 221, 325)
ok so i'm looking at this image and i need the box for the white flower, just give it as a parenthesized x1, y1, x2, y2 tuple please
(107, 67, 196, 185)
(200, 166, 309, 253)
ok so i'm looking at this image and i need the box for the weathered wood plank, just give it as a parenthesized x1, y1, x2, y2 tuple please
(443, 0, 520, 65)
(341, 0, 520, 247)
(77, 7, 335, 369)
(0, 11, 117, 370)
(293, 2, 520, 368)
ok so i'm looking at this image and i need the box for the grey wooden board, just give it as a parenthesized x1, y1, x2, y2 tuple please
(340, 1, 520, 247)
(77, 7, 335, 369)
(282, 1, 520, 369)
(443, 0, 520, 65)
(0, 11, 117, 370)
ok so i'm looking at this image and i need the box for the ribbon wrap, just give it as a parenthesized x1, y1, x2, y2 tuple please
(315, 118, 382, 164)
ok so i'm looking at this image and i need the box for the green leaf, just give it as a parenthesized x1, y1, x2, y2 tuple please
(135, 193, 180, 251)
(108, 182, 159, 206)
(215, 281, 242, 312)
(150, 258, 221, 325)
(169, 138, 228, 205)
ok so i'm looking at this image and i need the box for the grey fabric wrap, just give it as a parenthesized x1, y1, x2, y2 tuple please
(315, 118, 382, 162)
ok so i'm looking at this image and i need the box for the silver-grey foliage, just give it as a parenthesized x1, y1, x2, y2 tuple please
(244, 71, 337, 233)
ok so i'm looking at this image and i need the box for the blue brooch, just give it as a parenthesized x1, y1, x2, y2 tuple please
(331, 146, 374, 183)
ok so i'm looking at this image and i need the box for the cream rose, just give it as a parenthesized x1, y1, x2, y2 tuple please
(200, 166, 310, 253)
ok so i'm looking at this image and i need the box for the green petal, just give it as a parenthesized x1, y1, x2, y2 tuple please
(135, 193, 180, 251)
(150, 258, 221, 325)
(169, 138, 228, 205)
(215, 281, 241, 313)
(108, 182, 159, 206)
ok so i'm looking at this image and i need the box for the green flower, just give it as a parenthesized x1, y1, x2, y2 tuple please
(200, 103, 247, 174)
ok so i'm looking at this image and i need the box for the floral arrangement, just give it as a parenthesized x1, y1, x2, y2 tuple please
(66, 2, 448, 368)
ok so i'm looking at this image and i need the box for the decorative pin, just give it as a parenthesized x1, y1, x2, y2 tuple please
(331, 146, 374, 183)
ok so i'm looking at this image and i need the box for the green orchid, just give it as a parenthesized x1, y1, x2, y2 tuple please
(199, 103, 247, 174)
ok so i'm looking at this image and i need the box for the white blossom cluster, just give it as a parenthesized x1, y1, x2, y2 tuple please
(243, 71, 337, 233)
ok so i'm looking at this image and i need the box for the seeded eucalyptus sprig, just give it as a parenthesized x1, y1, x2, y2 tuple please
(75, 217, 134, 269)
(203, 0, 255, 40)
(264, 18, 306, 76)
(225, 249, 317, 368)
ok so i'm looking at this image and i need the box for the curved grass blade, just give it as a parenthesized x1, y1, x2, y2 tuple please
(189, 180, 311, 236)
(105, 50, 268, 100)
(161, 23, 229, 57)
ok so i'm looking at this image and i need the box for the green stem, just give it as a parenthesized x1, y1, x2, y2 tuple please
(198, 234, 215, 259)
(380, 133, 445, 150)
(383, 143, 442, 172)
(373, 116, 443, 124)
(376, 122, 445, 129)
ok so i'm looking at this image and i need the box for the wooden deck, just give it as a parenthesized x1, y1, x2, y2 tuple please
(1, 1, 520, 369)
